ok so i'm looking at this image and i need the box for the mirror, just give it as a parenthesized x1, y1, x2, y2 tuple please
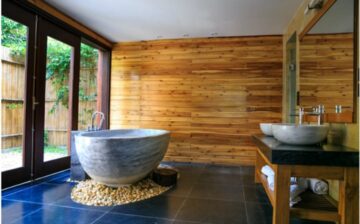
(299, 0, 355, 123)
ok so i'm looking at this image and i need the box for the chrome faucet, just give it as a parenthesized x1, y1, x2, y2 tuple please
(289, 107, 305, 125)
(304, 105, 325, 125)
(298, 107, 305, 125)
(88, 111, 105, 131)
(290, 105, 324, 125)
(314, 105, 325, 125)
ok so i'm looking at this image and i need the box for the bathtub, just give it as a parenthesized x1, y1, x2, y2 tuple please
(75, 129, 170, 187)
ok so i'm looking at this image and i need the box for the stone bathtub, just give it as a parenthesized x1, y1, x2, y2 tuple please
(75, 129, 170, 187)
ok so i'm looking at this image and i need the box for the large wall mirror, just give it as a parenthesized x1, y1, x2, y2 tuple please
(299, 0, 356, 123)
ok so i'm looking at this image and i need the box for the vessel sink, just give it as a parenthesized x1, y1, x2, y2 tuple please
(272, 124, 329, 145)
(260, 123, 274, 136)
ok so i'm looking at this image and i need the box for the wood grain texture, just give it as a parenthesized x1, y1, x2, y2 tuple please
(282, 0, 336, 122)
(110, 36, 283, 165)
(300, 33, 353, 112)
(283, 0, 359, 202)
(338, 168, 359, 224)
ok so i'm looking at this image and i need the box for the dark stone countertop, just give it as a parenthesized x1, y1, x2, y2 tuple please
(252, 135, 359, 167)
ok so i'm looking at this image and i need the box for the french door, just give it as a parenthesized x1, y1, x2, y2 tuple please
(32, 18, 80, 178)
(1, 1, 36, 188)
(1, 1, 80, 187)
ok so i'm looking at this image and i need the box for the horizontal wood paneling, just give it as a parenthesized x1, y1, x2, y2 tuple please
(110, 36, 283, 165)
(300, 33, 353, 111)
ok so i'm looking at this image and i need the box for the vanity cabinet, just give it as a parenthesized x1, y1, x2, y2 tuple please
(252, 135, 359, 224)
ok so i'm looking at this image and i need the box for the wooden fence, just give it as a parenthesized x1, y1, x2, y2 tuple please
(1, 47, 97, 150)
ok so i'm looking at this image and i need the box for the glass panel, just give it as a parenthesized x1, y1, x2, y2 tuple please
(78, 43, 99, 130)
(43, 37, 72, 161)
(1, 16, 28, 172)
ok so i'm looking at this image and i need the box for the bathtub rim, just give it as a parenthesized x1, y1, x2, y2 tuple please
(76, 128, 170, 140)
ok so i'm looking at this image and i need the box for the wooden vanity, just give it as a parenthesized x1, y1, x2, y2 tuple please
(252, 135, 359, 224)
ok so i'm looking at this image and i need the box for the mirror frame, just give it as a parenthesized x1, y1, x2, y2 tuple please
(299, 0, 359, 123)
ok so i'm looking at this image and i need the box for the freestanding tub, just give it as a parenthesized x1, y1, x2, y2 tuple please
(75, 129, 170, 187)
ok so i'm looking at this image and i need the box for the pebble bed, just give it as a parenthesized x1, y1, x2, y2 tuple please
(71, 178, 171, 206)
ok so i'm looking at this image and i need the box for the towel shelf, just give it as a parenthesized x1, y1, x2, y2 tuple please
(253, 136, 359, 224)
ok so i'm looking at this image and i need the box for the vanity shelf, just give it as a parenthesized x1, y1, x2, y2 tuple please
(252, 135, 359, 224)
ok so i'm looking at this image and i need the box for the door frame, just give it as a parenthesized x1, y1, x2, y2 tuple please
(33, 17, 80, 178)
(1, 0, 36, 188)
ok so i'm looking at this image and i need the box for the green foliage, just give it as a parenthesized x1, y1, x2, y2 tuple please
(2, 16, 99, 115)
(80, 43, 98, 69)
(1, 17, 27, 58)
(44, 146, 67, 154)
(44, 129, 49, 147)
(78, 108, 95, 125)
(6, 103, 23, 110)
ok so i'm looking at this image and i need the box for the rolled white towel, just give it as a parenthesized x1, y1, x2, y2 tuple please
(290, 184, 307, 201)
(308, 178, 328, 195)
(267, 175, 275, 191)
(290, 196, 301, 207)
(295, 177, 309, 189)
(261, 165, 274, 177)
(267, 178, 304, 207)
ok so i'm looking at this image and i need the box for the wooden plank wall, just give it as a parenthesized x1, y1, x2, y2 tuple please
(110, 36, 283, 165)
(1, 50, 25, 149)
(300, 33, 353, 111)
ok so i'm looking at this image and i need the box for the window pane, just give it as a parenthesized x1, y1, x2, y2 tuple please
(43, 37, 72, 161)
(1, 16, 28, 172)
(78, 43, 99, 130)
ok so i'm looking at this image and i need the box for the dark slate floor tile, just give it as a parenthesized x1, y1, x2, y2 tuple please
(1, 200, 42, 224)
(45, 174, 71, 185)
(3, 183, 73, 204)
(2, 183, 37, 197)
(109, 195, 185, 219)
(94, 213, 172, 224)
(11, 205, 105, 224)
(175, 198, 247, 224)
(34, 170, 70, 184)
(52, 194, 113, 212)
(188, 183, 244, 202)
(239, 166, 255, 175)
(172, 221, 208, 224)
(2, 171, 71, 197)
(243, 186, 271, 204)
(198, 172, 244, 186)
(246, 202, 334, 224)
(163, 177, 195, 197)
(204, 164, 243, 175)
(246, 202, 272, 224)
(241, 174, 258, 186)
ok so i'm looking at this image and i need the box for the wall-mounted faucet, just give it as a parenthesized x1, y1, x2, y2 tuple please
(290, 105, 325, 125)
(311, 105, 325, 125)
(88, 111, 105, 131)
(299, 107, 305, 125)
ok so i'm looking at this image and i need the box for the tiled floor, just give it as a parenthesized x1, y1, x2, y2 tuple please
(2, 162, 334, 224)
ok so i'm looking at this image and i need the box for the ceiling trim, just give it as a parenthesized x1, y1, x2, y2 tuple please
(27, 0, 113, 48)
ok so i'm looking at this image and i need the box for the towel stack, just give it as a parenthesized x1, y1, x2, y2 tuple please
(260, 165, 328, 207)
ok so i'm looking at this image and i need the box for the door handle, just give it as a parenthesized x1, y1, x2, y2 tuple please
(33, 97, 39, 110)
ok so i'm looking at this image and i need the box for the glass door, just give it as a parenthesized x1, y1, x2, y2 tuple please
(1, 1, 36, 188)
(33, 18, 80, 178)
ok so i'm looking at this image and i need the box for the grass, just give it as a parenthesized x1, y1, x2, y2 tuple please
(3, 146, 67, 155)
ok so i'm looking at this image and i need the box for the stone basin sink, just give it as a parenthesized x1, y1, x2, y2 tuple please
(259, 123, 274, 136)
(272, 124, 329, 145)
